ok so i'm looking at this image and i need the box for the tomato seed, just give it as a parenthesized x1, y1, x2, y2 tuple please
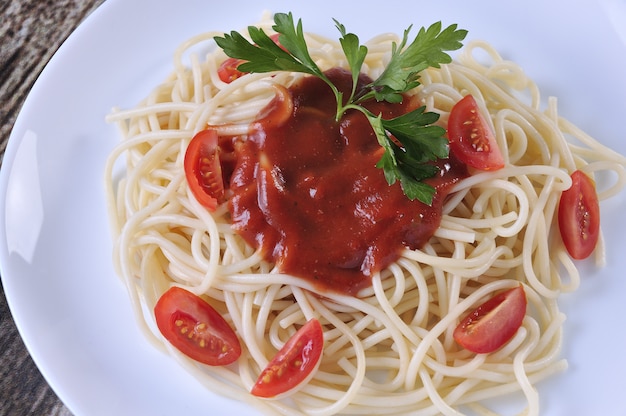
(578, 195, 591, 239)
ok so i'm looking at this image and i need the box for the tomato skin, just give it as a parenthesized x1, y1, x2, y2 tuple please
(154, 287, 241, 366)
(218, 57, 246, 83)
(448, 95, 505, 171)
(251, 319, 324, 399)
(453, 286, 527, 354)
(184, 129, 224, 211)
(269, 33, 288, 52)
(558, 170, 600, 260)
(217, 34, 285, 84)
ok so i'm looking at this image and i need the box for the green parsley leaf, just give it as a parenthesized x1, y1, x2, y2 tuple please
(213, 13, 467, 205)
(215, 21, 314, 75)
(398, 170, 439, 205)
(381, 107, 449, 162)
(367, 111, 443, 204)
(368, 22, 467, 102)
(334, 19, 368, 104)
(270, 13, 324, 77)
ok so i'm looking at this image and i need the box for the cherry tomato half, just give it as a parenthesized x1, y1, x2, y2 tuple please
(448, 95, 505, 171)
(218, 57, 246, 83)
(217, 34, 286, 84)
(558, 170, 600, 260)
(184, 129, 224, 211)
(453, 285, 527, 354)
(269, 33, 288, 52)
(251, 318, 324, 399)
(154, 286, 241, 366)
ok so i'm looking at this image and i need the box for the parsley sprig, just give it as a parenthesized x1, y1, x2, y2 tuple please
(214, 13, 467, 205)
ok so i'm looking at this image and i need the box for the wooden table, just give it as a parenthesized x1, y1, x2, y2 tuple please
(1, 1, 104, 414)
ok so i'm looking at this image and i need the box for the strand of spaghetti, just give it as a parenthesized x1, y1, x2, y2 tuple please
(451, 164, 572, 194)
(526, 312, 565, 371)
(447, 60, 540, 124)
(219, 239, 266, 274)
(123, 141, 182, 214)
(105, 102, 197, 123)
(322, 314, 376, 357)
(112, 176, 187, 350)
(171, 32, 222, 103)
(367, 275, 414, 392)
(494, 109, 551, 165)
(425, 351, 487, 379)
(559, 116, 626, 165)
(443, 379, 487, 415)
(103, 130, 189, 230)
(371, 271, 419, 346)
(398, 257, 430, 327)
(164, 343, 282, 415)
(472, 178, 529, 237)
(544, 98, 577, 173)
(433, 222, 476, 243)
(580, 160, 626, 200)
(192, 80, 287, 134)
(402, 240, 511, 278)
(513, 317, 542, 416)
(554, 247, 581, 292)
(521, 169, 563, 298)
(134, 232, 204, 284)
(138, 244, 170, 310)
(302, 295, 367, 416)
(439, 211, 516, 235)
(173, 189, 222, 295)
(254, 284, 282, 351)
(455, 357, 566, 405)
(441, 241, 466, 349)
(420, 367, 465, 416)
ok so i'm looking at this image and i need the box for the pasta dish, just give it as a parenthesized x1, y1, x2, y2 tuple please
(104, 12, 626, 416)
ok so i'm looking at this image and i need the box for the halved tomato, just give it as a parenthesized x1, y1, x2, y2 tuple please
(184, 129, 224, 211)
(558, 169, 600, 260)
(217, 34, 285, 84)
(453, 285, 527, 354)
(217, 57, 246, 83)
(251, 319, 324, 399)
(154, 286, 241, 366)
(448, 95, 505, 171)
(269, 33, 288, 52)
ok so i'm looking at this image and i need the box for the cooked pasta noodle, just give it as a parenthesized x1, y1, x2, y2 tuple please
(104, 13, 626, 416)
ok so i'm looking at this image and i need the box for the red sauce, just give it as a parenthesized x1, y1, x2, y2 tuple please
(228, 68, 467, 296)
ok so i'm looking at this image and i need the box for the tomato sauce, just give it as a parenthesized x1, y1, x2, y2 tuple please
(229, 68, 467, 296)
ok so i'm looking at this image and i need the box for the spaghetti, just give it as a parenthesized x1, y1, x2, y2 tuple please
(104, 14, 626, 416)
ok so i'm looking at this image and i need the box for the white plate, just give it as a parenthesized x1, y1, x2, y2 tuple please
(2, 0, 625, 415)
